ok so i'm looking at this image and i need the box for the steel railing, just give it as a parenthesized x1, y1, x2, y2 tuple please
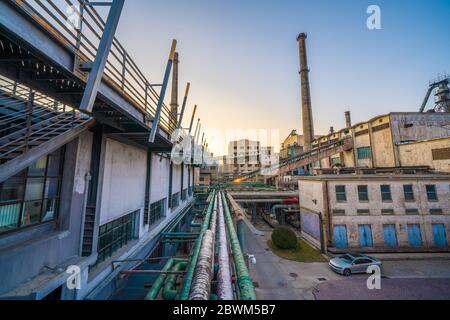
(10, 0, 175, 133)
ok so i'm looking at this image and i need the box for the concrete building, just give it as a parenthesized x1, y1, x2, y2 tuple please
(312, 112, 450, 173)
(298, 172, 450, 253)
(223, 140, 261, 177)
(0, 128, 197, 299)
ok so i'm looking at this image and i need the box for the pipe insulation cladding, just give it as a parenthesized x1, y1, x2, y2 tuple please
(217, 193, 234, 300)
(188, 230, 215, 300)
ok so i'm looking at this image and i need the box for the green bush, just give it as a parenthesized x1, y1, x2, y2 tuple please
(271, 226, 297, 249)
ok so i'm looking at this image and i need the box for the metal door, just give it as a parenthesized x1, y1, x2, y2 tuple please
(358, 225, 373, 247)
(333, 225, 348, 249)
(383, 224, 398, 247)
(432, 224, 448, 247)
(407, 224, 423, 247)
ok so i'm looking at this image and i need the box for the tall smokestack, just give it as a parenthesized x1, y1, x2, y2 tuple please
(297, 33, 314, 151)
(170, 52, 179, 131)
(345, 111, 352, 128)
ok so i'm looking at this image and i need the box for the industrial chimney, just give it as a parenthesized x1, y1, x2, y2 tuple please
(345, 111, 352, 128)
(297, 33, 314, 151)
(170, 52, 179, 131)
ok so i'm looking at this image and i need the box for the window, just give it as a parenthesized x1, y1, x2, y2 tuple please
(171, 192, 180, 209)
(430, 209, 443, 215)
(358, 185, 369, 202)
(406, 208, 419, 215)
(335, 186, 347, 202)
(97, 211, 138, 265)
(426, 185, 438, 201)
(381, 209, 394, 215)
(380, 185, 392, 202)
(357, 147, 372, 160)
(0, 149, 64, 235)
(148, 198, 166, 226)
(188, 186, 193, 196)
(181, 189, 187, 201)
(403, 185, 415, 201)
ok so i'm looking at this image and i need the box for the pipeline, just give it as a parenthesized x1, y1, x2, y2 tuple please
(188, 194, 218, 300)
(188, 230, 215, 300)
(221, 192, 257, 300)
(145, 258, 186, 300)
(216, 193, 234, 300)
(271, 205, 298, 225)
(162, 260, 189, 300)
(179, 190, 216, 300)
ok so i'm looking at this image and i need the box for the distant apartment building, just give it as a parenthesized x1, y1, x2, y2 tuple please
(311, 112, 450, 173)
(223, 140, 278, 178)
(298, 172, 450, 253)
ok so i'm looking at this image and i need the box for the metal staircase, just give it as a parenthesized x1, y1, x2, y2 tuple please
(0, 76, 95, 182)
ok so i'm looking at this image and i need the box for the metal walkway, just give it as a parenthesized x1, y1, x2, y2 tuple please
(0, 0, 178, 153)
(235, 137, 353, 182)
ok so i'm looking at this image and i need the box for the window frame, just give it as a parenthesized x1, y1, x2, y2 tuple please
(426, 185, 438, 202)
(380, 185, 392, 202)
(335, 185, 347, 202)
(357, 185, 369, 202)
(403, 185, 415, 202)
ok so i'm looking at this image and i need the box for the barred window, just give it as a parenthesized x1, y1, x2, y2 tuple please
(357, 147, 372, 160)
(97, 211, 138, 265)
(171, 192, 180, 209)
(149, 198, 166, 226)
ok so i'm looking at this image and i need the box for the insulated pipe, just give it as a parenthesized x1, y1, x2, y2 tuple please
(179, 191, 216, 300)
(271, 205, 298, 225)
(162, 260, 189, 300)
(217, 193, 234, 300)
(189, 230, 215, 300)
(145, 258, 185, 300)
(221, 193, 257, 300)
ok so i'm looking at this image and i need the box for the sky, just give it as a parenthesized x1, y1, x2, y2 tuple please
(113, 0, 450, 156)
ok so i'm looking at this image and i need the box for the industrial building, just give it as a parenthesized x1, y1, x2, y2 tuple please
(298, 172, 450, 252)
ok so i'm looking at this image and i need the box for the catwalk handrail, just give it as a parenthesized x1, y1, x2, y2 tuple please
(10, 0, 175, 133)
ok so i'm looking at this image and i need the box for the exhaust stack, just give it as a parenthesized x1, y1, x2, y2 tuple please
(297, 33, 314, 151)
(170, 52, 179, 131)
(345, 111, 352, 128)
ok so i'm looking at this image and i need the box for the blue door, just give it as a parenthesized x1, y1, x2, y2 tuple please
(358, 225, 373, 247)
(383, 224, 398, 247)
(333, 225, 348, 248)
(432, 224, 448, 247)
(407, 224, 423, 247)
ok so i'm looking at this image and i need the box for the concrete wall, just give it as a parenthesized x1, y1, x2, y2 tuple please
(0, 132, 93, 297)
(149, 154, 170, 204)
(371, 115, 395, 167)
(98, 138, 147, 226)
(399, 137, 450, 173)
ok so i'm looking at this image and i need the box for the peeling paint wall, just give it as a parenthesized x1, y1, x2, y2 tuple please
(299, 176, 450, 250)
(399, 137, 450, 173)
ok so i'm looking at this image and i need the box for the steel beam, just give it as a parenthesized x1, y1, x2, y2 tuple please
(80, 0, 125, 113)
(149, 40, 177, 143)
(177, 82, 191, 129)
(188, 105, 197, 134)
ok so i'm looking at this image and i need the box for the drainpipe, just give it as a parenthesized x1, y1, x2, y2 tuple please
(217, 194, 234, 300)
(179, 191, 216, 300)
(221, 192, 256, 300)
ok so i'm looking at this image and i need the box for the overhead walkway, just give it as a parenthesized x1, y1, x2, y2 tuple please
(235, 137, 353, 182)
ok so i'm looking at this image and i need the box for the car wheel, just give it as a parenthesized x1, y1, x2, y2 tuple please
(343, 269, 351, 277)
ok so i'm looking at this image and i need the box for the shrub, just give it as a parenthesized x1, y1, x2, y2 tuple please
(271, 226, 297, 249)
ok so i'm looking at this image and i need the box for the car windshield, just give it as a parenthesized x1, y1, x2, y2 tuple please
(340, 254, 354, 263)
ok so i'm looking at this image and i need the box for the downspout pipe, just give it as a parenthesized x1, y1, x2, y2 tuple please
(217, 194, 234, 300)
(221, 192, 256, 300)
(179, 191, 216, 300)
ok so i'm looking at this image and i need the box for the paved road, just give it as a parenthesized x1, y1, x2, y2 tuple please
(314, 278, 450, 300)
(242, 222, 450, 300)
